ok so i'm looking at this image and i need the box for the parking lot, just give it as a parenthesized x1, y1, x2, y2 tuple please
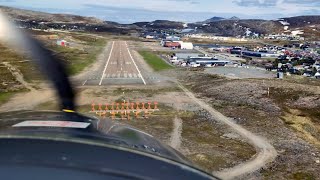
(205, 66, 276, 79)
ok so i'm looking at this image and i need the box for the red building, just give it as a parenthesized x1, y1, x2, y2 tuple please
(164, 42, 180, 48)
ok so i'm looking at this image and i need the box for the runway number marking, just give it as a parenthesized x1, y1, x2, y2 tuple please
(125, 41, 147, 85)
(99, 41, 114, 85)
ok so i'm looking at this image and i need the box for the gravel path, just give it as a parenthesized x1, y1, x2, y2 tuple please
(169, 116, 182, 150)
(176, 81, 277, 179)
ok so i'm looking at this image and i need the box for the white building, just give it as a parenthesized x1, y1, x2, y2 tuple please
(146, 35, 155, 39)
(180, 42, 193, 50)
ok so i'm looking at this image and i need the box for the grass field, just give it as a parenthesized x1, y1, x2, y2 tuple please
(138, 51, 173, 71)
(49, 35, 106, 75)
(0, 92, 15, 104)
(0, 31, 107, 106)
(0, 89, 28, 105)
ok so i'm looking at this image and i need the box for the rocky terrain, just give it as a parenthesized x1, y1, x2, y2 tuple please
(0, 6, 103, 24)
(177, 72, 320, 179)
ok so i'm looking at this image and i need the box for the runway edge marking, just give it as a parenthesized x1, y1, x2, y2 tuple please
(99, 41, 115, 86)
(125, 41, 147, 85)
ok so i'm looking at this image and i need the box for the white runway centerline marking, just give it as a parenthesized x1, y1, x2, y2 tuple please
(99, 41, 114, 86)
(125, 41, 147, 85)
(82, 80, 87, 86)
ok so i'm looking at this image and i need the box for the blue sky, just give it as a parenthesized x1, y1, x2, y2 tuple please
(0, 0, 319, 23)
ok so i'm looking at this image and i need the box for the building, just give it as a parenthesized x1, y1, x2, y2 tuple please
(241, 51, 280, 58)
(166, 36, 180, 41)
(175, 53, 203, 59)
(146, 35, 156, 39)
(188, 57, 230, 66)
(164, 42, 180, 48)
(180, 42, 194, 50)
(57, 40, 67, 46)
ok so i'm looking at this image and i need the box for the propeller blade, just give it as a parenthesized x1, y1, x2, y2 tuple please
(0, 11, 75, 111)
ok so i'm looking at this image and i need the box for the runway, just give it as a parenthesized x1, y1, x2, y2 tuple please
(82, 41, 147, 86)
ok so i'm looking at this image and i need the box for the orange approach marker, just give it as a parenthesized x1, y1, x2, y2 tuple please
(89, 101, 160, 119)
(135, 110, 140, 117)
(111, 110, 116, 119)
(91, 103, 95, 111)
(154, 102, 158, 109)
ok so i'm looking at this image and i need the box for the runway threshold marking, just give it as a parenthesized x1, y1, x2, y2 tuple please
(125, 41, 147, 85)
(99, 41, 115, 86)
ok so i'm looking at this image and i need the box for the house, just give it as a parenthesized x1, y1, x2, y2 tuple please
(57, 40, 67, 46)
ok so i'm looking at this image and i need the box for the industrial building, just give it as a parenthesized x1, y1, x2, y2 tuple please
(188, 57, 230, 66)
(166, 35, 180, 41)
(241, 51, 280, 58)
(180, 42, 194, 50)
(175, 53, 203, 59)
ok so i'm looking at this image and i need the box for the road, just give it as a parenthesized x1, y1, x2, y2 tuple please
(176, 82, 277, 180)
(80, 41, 147, 86)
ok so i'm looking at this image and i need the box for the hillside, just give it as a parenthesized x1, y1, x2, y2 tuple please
(189, 15, 320, 38)
(134, 20, 185, 29)
(189, 19, 283, 36)
(0, 6, 142, 34)
(0, 6, 103, 24)
(1, 5, 319, 38)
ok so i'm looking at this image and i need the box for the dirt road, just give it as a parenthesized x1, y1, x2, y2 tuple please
(0, 62, 55, 112)
(176, 82, 277, 179)
(169, 116, 182, 150)
(2, 62, 35, 91)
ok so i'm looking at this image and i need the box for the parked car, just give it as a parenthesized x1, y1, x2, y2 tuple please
(315, 72, 320, 79)
(189, 62, 201, 67)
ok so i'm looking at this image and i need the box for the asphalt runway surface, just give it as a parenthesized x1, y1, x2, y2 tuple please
(82, 41, 147, 86)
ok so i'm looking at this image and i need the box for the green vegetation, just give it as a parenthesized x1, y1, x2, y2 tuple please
(0, 92, 15, 104)
(138, 51, 173, 71)
(181, 114, 256, 172)
(292, 172, 315, 180)
(0, 89, 29, 105)
(50, 34, 106, 75)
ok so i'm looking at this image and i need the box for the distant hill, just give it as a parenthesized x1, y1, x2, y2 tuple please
(229, 16, 240, 20)
(281, 16, 320, 28)
(0, 6, 104, 24)
(188, 19, 282, 36)
(202, 16, 225, 23)
(200, 16, 241, 24)
(190, 15, 320, 38)
(134, 20, 185, 29)
(1, 6, 319, 39)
